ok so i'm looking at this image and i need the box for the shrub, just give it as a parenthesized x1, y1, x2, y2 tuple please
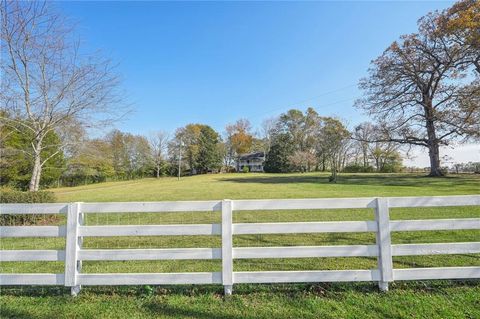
(0, 187, 57, 225)
(379, 163, 403, 173)
(242, 166, 250, 173)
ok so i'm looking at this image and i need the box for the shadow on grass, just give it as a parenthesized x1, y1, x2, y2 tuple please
(0, 307, 50, 319)
(2, 282, 479, 319)
(221, 174, 479, 189)
(1, 281, 478, 298)
(144, 302, 247, 319)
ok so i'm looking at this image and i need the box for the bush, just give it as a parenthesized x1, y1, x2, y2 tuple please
(0, 187, 56, 203)
(0, 187, 56, 225)
(242, 166, 250, 173)
(379, 163, 403, 173)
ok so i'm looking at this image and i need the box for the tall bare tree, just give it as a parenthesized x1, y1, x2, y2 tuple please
(148, 131, 169, 178)
(356, 10, 479, 176)
(1, 1, 125, 190)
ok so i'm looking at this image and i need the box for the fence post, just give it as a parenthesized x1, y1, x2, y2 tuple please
(375, 197, 393, 292)
(222, 199, 233, 295)
(65, 202, 82, 296)
(77, 204, 84, 284)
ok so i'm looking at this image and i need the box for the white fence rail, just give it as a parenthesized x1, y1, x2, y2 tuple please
(1, 195, 479, 295)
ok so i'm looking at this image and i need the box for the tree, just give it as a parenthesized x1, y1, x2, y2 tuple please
(170, 124, 221, 174)
(352, 122, 403, 172)
(148, 131, 169, 178)
(355, 10, 480, 177)
(108, 130, 130, 179)
(266, 108, 321, 172)
(173, 124, 201, 174)
(275, 108, 320, 153)
(318, 117, 350, 183)
(0, 1, 125, 191)
(224, 119, 254, 170)
(436, 0, 480, 74)
(1, 112, 65, 189)
(288, 150, 317, 173)
(263, 133, 294, 173)
(369, 141, 401, 172)
(124, 134, 151, 179)
(260, 117, 277, 154)
(62, 138, 115, 186)
(106, 130, 151, 179)
(226, 119, 253, 154)
(353, 122, 376, 169)
(196, 126, 222, 173)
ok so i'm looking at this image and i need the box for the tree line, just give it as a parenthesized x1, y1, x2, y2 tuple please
(1, 108, 404, 189)
(1, 0, 478, 191)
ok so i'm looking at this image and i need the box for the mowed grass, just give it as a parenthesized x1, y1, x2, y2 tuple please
(1, 172, 479, 318)
(52, 172, 480, 202)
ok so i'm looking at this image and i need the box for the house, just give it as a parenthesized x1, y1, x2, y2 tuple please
(237, 152, 265, 172)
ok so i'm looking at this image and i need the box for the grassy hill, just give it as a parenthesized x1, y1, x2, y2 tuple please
(2, 173, 479, 318)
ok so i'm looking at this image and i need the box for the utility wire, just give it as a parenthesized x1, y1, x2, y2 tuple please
(249, 83, 358, 120)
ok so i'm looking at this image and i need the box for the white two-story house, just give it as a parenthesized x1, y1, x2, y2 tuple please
(236, 152, 265, 172)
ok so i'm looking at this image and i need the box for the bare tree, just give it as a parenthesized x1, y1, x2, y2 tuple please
(260, 117, 277, 154)
(148, 131, 169, 178)
(353, 122, 375, 169)
(356, 13, 479, 177)
(0, 1, 126, 191)
(288, 150, 316, 173)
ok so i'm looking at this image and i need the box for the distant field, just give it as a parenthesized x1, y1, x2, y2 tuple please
(1, 173, 479, 318)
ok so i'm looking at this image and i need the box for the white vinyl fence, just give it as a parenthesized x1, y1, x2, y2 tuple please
(1, 195, 479, 296)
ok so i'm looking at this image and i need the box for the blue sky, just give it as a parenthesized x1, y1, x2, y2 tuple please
(57, 0, 455, 137)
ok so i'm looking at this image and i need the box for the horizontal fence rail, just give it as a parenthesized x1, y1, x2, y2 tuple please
(0, 195, 479, 295)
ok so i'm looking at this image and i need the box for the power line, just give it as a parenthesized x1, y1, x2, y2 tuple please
(249, 83, 358, 120)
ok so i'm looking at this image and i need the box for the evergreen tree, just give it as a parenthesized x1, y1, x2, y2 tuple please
(196, 126, 222, 173)
(264, 134, 294, 173)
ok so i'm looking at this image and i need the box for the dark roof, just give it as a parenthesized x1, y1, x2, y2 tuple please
(238, 152, 265, 160)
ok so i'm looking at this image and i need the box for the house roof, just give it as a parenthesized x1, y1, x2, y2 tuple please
(238, 152, 265, 160)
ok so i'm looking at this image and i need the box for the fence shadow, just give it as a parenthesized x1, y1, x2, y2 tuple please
(144, 301, 247, 319)
(1, 280, 478, 298)
(221, 174, 478, 189)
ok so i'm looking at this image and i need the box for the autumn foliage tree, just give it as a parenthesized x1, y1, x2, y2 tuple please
(356, 2, 480, 176)
(436, 0, 480, 74)
(223, 119, 254, 169)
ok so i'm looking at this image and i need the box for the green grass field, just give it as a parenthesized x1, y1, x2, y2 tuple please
(1, 172, 479, 318)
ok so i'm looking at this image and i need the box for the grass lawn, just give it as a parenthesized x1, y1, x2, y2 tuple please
(51, 172, 480, 202)
(1, 172, 479, 318)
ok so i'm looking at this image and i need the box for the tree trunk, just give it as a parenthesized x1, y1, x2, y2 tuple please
(329, 155, 338, 183)
(427, 141, 443, 176)
(425, 102, 444, 177)
(29, 150, 42, 191)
